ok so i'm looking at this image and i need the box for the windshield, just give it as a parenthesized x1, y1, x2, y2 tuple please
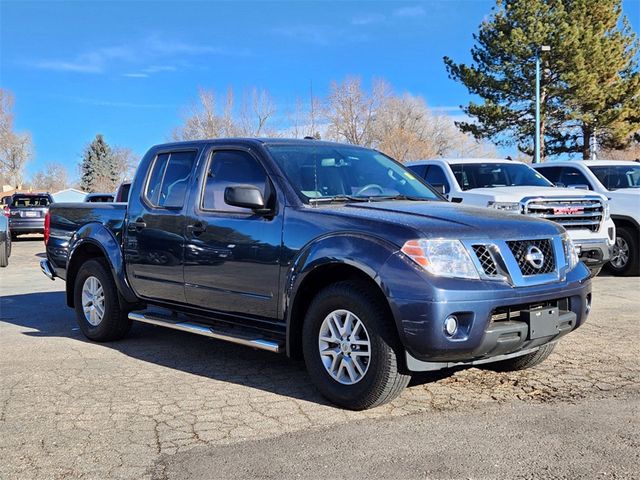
(11, 195, 51, 207)
(589, 165, 640, 190)
(267, 144, 441, 202)
(451, 162, 552, 190)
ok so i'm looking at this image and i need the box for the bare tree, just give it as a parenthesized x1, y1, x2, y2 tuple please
(111, 147, 139, 182)
(325, 77, 390, 147)
(238, 88, 277, 137)
(172, 88, 238, 140)
(286, 95, 323, 139)
(0, 89, 32, 188)
(30, 162, 69, 192)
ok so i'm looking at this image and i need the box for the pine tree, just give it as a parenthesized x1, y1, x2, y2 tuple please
(80, 134, 114, 192)
(444, 0, 640, 159)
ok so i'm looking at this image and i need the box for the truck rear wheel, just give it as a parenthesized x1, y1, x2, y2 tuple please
(607, 226, 639, 276)
(0, 239, 8, 267)
(302, 281, 410, 410)
(483, 343, 556, 372)
(73, 259, 131, 342)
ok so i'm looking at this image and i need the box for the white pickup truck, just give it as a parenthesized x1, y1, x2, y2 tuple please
(532, 160, 640, 276)
(407, 158, 615, 276)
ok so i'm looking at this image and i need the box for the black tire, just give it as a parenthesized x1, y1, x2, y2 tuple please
(73, 259, 131, 342)
(606, 226, 640, 276)
(302, 281, 411, 410)
(483, 343, 556, 372)
(588, 266, 602, 278)
(0, 240, 8, 267)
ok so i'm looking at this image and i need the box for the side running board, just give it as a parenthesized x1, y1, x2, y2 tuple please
(128, 311, 282, 353)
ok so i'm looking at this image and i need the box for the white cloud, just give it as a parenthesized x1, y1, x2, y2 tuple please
(29, 36, 248, 75)
(273, 25, 367, 45)
(123, 73, 149, 78)
(393, 5, 427, 17)
(351, 13, 386, 26)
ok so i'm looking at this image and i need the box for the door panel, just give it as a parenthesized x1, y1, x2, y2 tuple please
(183, 148, 282, 319)
(125, 150, 198, 303)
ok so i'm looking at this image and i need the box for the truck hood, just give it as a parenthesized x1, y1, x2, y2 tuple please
(320, 200, 563, 240)
(465, 186, 606, 202)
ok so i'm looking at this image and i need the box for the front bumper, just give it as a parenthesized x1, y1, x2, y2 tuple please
(570, 219, 615, 268)
(379, 254, 592, 369)
(573, 237, 612, 268)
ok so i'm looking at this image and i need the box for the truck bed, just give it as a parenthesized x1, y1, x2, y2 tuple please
(47, 202, 127, 271)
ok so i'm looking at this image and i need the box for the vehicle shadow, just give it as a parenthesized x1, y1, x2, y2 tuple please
(0, 291, 456, 406)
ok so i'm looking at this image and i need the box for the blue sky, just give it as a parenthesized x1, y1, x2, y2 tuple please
(2, 0, 639, 178)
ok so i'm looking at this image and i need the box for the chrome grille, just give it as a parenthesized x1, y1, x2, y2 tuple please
(506, 239, 555, 276)
(523, 198, 603, 231)
(472, 245, 499, 276)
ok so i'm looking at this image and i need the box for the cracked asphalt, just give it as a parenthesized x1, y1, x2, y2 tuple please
(1, 237, 638, 479)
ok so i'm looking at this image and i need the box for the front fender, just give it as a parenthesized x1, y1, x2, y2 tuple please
(67, 223, 138, 304)
(284, 233, 399, 354)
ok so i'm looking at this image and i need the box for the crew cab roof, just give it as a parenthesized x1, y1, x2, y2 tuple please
(406, 158, 524, 166)
(533, 159, 640, 167)
(149, 138, 364, 151)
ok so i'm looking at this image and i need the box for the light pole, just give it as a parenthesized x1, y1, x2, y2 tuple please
(534, 45, 551, 163)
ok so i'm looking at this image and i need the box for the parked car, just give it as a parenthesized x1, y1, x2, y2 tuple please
(533, 160, 640, 276)
(0, 214, 11, 267)
(8, 193, 54, 238)
(85, 193, 115, 203)
(41, 139, 591, 410)
(114, 181, 131, 203)
(407, 158, 615, 277)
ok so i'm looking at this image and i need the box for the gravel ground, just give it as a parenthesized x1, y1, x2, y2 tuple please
(0, 236, 638, 479)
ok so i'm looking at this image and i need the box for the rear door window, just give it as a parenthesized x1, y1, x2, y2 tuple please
(145, 151, 197, 208)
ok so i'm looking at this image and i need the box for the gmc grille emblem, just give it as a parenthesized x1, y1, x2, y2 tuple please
(554, 206, 584, 215)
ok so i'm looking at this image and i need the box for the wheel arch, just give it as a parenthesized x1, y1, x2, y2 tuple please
(65, 223, 137, 308)
(284, 234, 399, 360)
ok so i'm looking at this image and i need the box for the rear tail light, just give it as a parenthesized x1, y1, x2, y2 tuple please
(44, 211, 51, 245)
(3, 206, 9, 217)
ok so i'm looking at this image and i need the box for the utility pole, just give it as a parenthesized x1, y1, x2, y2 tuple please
(534, 45, 551, 163)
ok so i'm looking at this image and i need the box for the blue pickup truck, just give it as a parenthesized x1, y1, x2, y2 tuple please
(41, 139, 591, 409)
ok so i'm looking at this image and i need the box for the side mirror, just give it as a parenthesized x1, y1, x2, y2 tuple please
(567, 184, 590, 190)
(224, 185, 270, 213)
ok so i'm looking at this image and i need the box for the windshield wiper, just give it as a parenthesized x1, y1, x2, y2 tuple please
(308, 195, 370, 204)
(367, 194, 432, 201)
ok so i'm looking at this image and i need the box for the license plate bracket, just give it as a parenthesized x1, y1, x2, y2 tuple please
(523, 306, 560, 339)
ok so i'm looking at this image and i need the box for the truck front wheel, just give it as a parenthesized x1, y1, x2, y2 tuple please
(73, 259, 131, 342)
(607, 226, 640, 276)
(302, 281, 410, 410)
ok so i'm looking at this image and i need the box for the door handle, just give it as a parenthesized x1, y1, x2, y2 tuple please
(128, 219, 147, 231)
(187, 222, 206, 236)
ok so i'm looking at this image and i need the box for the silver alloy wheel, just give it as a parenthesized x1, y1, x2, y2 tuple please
(318, 309, 371, 385)
(611, 236, 630, 269)
(81, 276, 105, 326)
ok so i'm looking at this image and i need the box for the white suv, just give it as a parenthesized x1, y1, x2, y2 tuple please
(407, 158, 616, 276)
(533, 160, 640, 276)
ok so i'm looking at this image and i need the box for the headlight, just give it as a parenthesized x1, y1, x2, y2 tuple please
(562, 232, 579, 270)
(401, 239, 480, 279)
(487, 201, 521, 212)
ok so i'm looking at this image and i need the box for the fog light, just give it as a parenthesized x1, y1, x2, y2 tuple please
(444, 315, 458, 337)
(585, 294, 592, 315)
